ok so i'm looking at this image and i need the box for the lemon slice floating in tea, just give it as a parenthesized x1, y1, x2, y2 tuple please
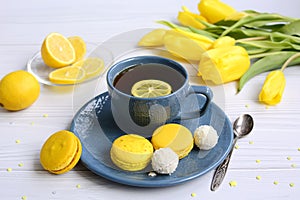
(131, 79, 172, 98)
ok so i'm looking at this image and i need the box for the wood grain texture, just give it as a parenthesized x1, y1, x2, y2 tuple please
(1, 0, 300, 199)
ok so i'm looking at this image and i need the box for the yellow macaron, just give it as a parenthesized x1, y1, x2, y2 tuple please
(151, 123, 194, 159)
(110, 134, 153, 171)
(40, 130, 82, 174)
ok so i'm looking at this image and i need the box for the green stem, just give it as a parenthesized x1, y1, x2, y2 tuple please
(249, 51, 283, 59)
(281, 52, 300, 71)
(236, 36, 267, 42)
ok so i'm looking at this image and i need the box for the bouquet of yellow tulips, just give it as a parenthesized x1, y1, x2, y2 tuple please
(138, 0, 300, 105)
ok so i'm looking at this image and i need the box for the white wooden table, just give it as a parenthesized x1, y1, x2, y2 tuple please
(1, 0, 300, 199)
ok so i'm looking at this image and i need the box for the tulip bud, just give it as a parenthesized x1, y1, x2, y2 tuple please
(177, 6, 207, 29)
(224, 11, 248, 21)
(198, 46, 250, 84)
(259, 70, 286, 105)
(164, 29, 213, 61)
(138, 29, 167, 47)
(211, 36, 235, 49)
(198, 0, 237, 24)
(172, 28, 213, 50)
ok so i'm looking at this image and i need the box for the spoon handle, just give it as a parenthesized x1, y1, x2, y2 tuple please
(210, 138, 237, 191)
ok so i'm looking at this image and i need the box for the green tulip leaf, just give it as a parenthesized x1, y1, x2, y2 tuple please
(221, 13, 295, 36)
(157, 20, 190, 31)
(157, 20, 217, 40)
(188, 27, 218, 39)
(203, 26, 226, 36)
(228, 29, 269, 39)
(237, 43, 269, 55)
(244, 19, 286, 30)
(215, 20, 237, 27)
(278, 20, 300, 36)
(270, 32, 300, 44)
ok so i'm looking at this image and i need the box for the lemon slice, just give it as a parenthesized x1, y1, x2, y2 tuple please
(41, 32, 76, 68)
(131, 79, 172, 98)
(49, 66, 86, 84)
(72, 57, 104, 79)
(68, 36, 86, 62)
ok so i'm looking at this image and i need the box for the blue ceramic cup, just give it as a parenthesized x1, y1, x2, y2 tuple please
(107, 56, 213, 137)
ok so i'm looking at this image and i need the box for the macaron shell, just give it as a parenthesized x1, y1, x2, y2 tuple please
(110, 134, 153, 171)
(151, 124, 194, 159)
(110, 152, 151, 171)
(177, 141, 194, 159)
(51, 136, 82, 174)
(40, 130, 82, 174)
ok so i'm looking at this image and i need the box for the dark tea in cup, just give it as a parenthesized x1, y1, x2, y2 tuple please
(113, 63, 185, 97)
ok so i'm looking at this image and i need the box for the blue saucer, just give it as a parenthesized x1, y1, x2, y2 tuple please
(70, 91, 233, 187)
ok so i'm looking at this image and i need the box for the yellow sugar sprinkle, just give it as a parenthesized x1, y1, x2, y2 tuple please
(21, 196, 27, 200)
(15, 139, 21, 144)
(298, 148, 300, 151)
(30, 122, 34, 125)
(273, 181, 279, 185)
(256, 159, 261, 163)
(289, 183, 295, 187)
(265, 105, 270, 109)
(18, 163, 24, 167)
(249, 141, 254, 145)
(229, 181, 237, 187)
(287, 156, 292, 160)
(43, 114, 49, 118)
(234, 144, 239, 149)
(245, 104, 249, 108)
(291, 164, 297, 168)
(76, 184, 81, 189)
(7, 168, 12, 172)
(256, 176, 261, 180)
(191, 193, 196, 197)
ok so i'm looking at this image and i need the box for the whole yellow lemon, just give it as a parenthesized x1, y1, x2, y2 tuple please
(0, 70, 40, 111)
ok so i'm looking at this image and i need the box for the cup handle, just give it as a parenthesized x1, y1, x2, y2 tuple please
(179, 85, 213, 120)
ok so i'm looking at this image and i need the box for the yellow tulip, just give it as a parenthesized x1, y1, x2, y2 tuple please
(163, 29, 213, 61)
(224, 11, 248, 21)
(259, 70, 286, 105)
(138, 29, 167, 47)
(173, 28, 213, 50)
(198, 0, 237, 24)
(198, 45, 250, 84)
(211, 36, 235, 49)
(177, 6, 207, 29)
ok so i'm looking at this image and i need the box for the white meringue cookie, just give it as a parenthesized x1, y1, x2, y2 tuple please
(151, 147, 179, 175)
(194, 125, 219, 150)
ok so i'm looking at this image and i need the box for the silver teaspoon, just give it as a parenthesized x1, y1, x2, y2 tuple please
(210, 114, 254, 191)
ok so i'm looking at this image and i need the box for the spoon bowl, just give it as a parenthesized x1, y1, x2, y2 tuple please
(233, 114, 254, 138)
